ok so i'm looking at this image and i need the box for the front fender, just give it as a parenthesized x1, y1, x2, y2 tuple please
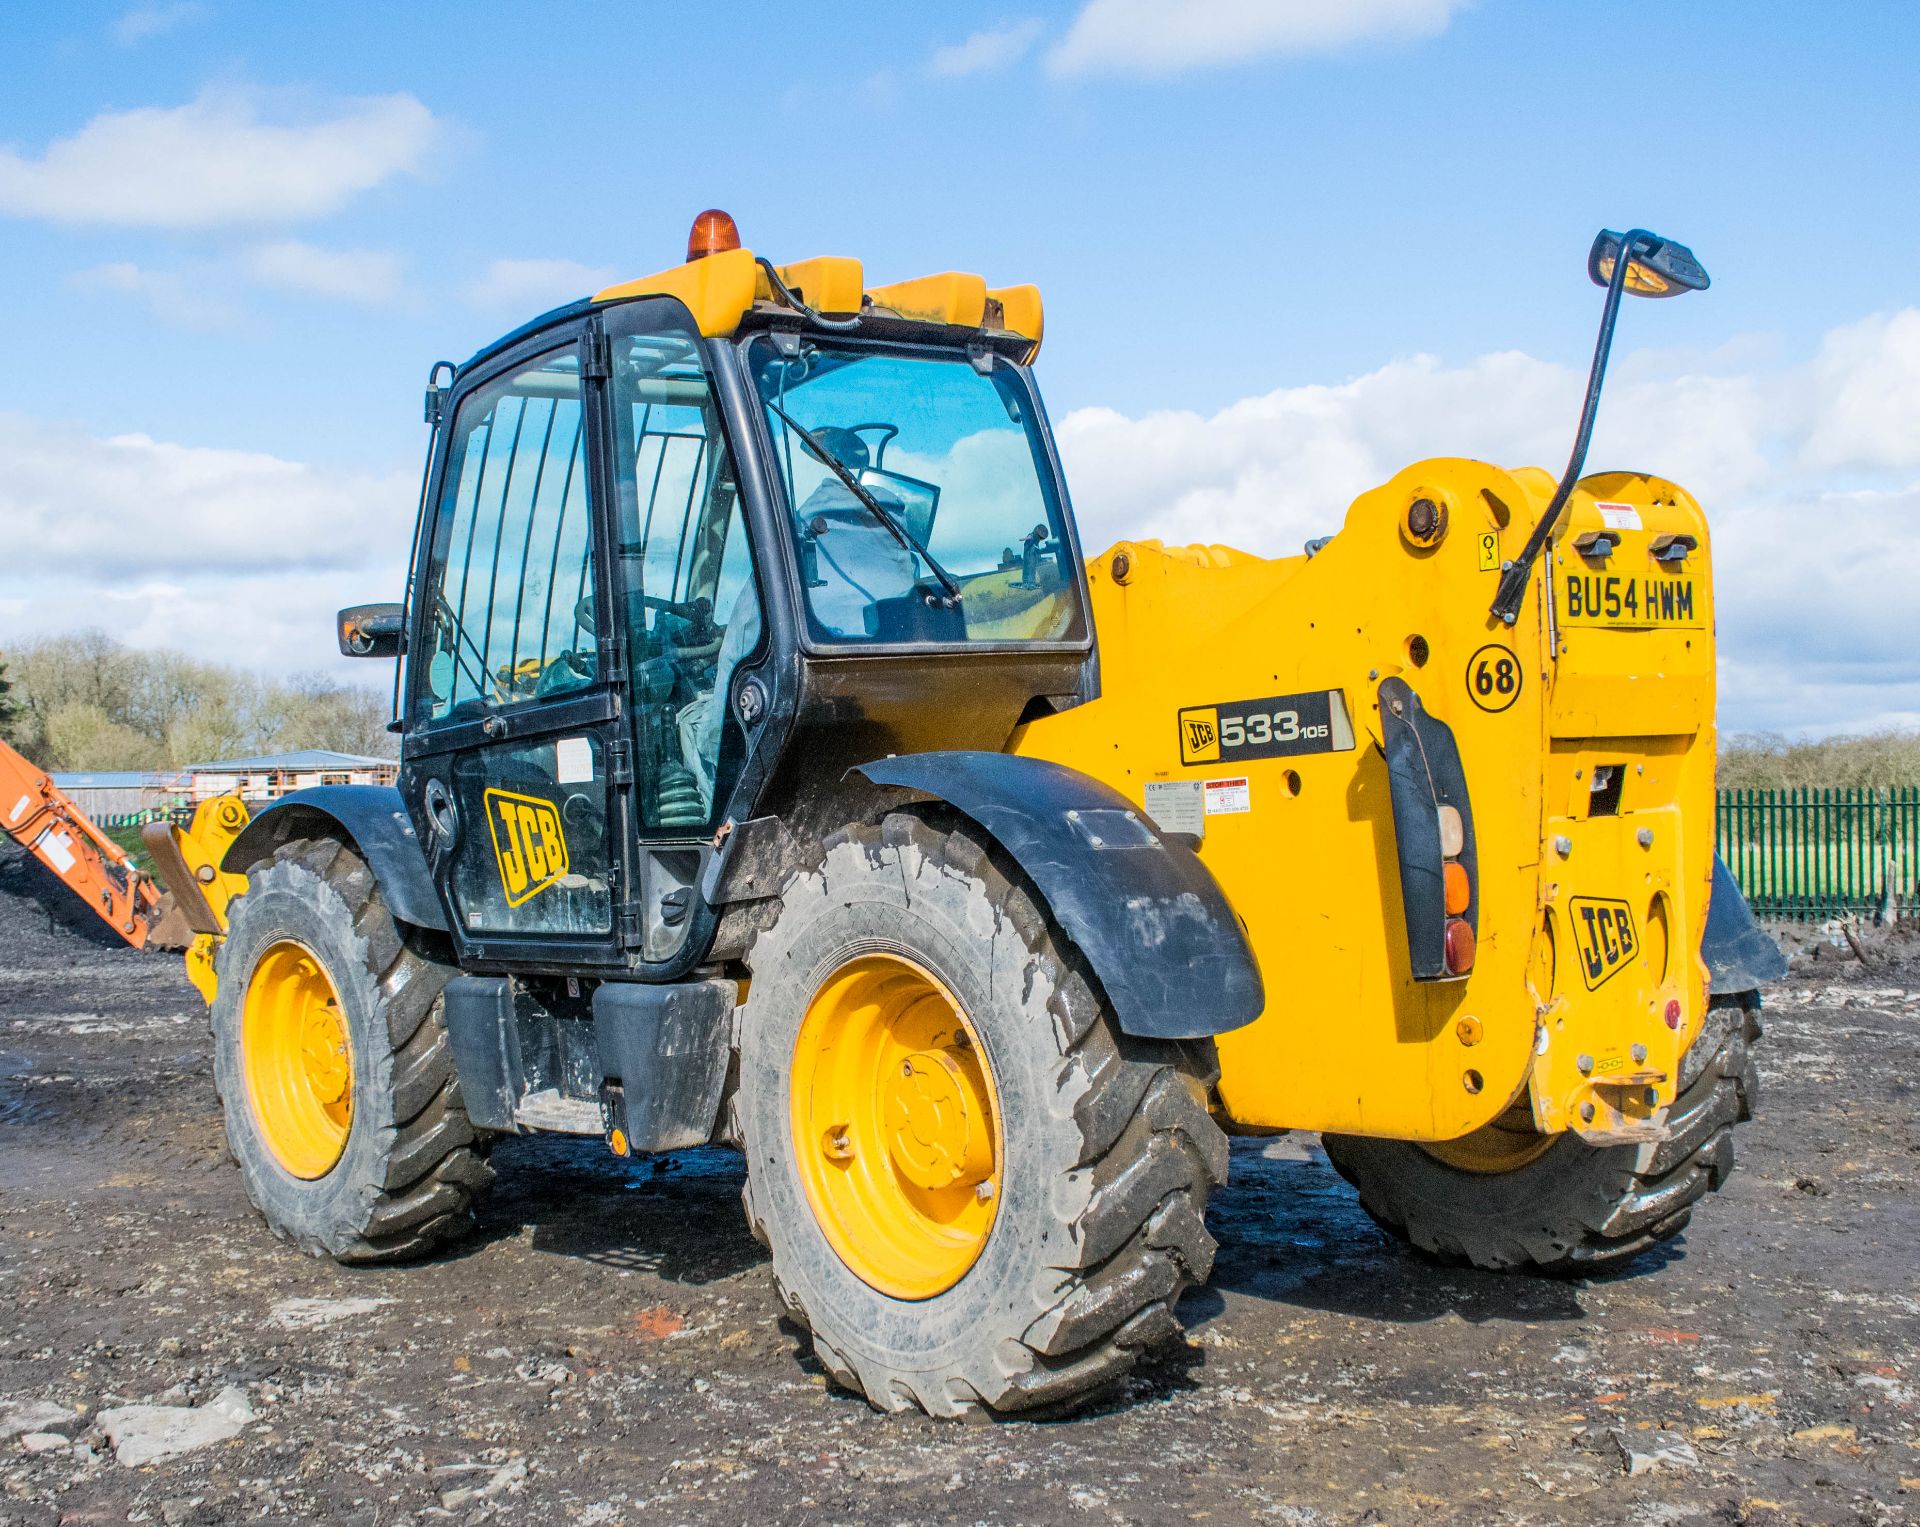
(853, 752, 1263, 1040)
(220, 785, 446, 932)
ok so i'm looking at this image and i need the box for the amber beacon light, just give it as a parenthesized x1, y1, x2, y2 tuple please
(686, 208, 741, 262)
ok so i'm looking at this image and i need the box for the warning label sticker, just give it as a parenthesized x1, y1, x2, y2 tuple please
(33, 828, 77, 875)
(1203, 778, 1251, 816)
(554, 735, 594, 784)
(1142, 780, 1205, 836)
(1595, 502, 1643, 531)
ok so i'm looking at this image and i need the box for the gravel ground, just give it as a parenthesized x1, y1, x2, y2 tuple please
(2, 837, 1916, 1525)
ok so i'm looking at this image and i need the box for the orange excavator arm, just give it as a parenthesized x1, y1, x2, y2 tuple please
(0, 738, 168, 946)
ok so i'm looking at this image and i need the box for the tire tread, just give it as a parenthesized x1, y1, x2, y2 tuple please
(1323, 992, 1763, 1274)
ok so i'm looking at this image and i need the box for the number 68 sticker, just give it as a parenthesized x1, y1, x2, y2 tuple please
(1466, 642, 1523, 713)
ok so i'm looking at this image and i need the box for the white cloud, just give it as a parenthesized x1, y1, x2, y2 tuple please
(930, 19, 1045, 77)
(1054, 308, 1920, 736)
(0, 415, 415, 676)
(1801, 308, 1920, 473)
(1048, 0, 1471, 77)
(112, 2, 209, 45)
(68, 261, 240, 331)
(0, 415, 412, 582)
(238, 240, 407, 306)
(463, 258, 616, 313)
(0, 87, 440, 229)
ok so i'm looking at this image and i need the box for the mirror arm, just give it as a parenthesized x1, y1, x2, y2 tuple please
(1487, 228, 1651, 627)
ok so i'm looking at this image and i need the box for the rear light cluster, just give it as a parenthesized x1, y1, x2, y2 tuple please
(1438, 804, 1475, 975)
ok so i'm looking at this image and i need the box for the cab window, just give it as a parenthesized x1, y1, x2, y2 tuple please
(415, 346, 596, 724)
(750, 339, 1084, 646)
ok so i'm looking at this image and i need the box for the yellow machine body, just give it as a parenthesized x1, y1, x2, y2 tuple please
(142, 794, 253, 1004)
(1014, 460, 1718, 1145)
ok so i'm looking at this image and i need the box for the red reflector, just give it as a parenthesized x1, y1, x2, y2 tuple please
(1664, 998, 1682, 1029)
(1443, 860, 1471, 916)
(686, 208, 740, 262)
(1443, 917, 1476, 975)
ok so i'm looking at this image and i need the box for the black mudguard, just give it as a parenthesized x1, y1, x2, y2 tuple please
(853, 752, 1263, 1040)
(1377, 676, 1476, 981)
(1702, 851, 1787, 994)
(221, 785, 446, 932)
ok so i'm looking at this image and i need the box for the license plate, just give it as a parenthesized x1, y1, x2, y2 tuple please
(1560, 572, 1701, 628)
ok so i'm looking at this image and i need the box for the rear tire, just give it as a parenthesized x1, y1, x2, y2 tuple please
(734, 812, 1227, 1418)
(1322, 993, 1761, 1273)
(212, 837, 493, 1263)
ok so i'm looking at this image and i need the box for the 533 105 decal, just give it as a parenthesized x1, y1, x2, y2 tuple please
(1179, 689, 1356, 766)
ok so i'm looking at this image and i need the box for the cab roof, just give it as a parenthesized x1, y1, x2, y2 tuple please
(460, 246, 1043, 376)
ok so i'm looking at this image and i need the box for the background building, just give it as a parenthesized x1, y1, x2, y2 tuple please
(53, 750, 397, 820)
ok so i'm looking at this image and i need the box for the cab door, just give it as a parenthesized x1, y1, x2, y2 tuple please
(600, 302, 766, 963)
(402, 325, 625, 968)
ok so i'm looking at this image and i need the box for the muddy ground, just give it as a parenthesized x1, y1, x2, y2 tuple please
(1, 840, 1915, 1526)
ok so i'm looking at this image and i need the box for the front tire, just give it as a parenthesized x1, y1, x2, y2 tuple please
(734, 813, 1228, 1417)
(1322, 993, 1762, 1273)
(212, 838, 493, 1262)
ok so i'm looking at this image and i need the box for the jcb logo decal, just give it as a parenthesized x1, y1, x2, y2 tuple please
(484, 788, 569, 906)
(1181, 708, 1221, 764)
(1570, 895, 1637, 990)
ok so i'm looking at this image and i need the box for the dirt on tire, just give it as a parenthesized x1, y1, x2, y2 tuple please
(733, 812, 1226, 1417)
(212, 837, 493, 1263)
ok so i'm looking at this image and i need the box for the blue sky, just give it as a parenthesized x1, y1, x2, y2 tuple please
(2, 1, 1917, 735)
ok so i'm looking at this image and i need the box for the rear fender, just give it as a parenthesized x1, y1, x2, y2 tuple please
(1702, 852, 1787, 995)
(221, 785, 446, 932)
(852, 752, 1263, 1040)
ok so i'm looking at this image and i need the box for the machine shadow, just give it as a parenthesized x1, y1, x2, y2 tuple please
(1198, 1137, 1639, 1327)
(452, 1135, 769, 1286)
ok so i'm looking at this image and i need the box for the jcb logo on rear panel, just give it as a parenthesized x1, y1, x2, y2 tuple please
(1569, 895, 1637, 990)
(484, 788, 570, 906)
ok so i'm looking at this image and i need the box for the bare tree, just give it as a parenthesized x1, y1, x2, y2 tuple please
(5, 632, 397, 769)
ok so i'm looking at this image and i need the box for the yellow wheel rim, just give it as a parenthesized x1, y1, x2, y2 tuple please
(1421, 1101, 1556, 1175)
(790, 953, 1002, 1300)
(242, 940, 354, 1179)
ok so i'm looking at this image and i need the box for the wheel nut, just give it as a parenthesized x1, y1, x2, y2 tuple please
(975, 1180, 995, 1202)
(1553, 835, 1573, 857)
(1580, 1102, 1596, 1123)
(1631, 1043, 1648, 1064)
(1576, 1053, 1594, 1075)
(1636, 828, 1654, 848)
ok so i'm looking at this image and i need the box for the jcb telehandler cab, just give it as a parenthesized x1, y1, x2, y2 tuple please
(191, 212, 1780, 1418)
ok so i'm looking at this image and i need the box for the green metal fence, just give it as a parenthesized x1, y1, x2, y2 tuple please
(1717, 786, 1920, 921)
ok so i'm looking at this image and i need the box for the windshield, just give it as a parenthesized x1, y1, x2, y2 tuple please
(748, 338, 1084, 646)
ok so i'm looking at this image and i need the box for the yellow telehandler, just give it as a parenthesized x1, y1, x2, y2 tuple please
(154, 211, 1782, 1418)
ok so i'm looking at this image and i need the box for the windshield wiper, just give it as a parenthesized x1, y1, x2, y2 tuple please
(763, 398, 963, 606)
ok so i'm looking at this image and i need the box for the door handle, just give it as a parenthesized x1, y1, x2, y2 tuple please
(422, 777, 460, 847)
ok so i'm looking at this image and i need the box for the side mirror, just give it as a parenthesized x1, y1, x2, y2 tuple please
(1488, 225, 1710, 625)
(338, 602, 405, 658)
(1588, 229, 1710, 298)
